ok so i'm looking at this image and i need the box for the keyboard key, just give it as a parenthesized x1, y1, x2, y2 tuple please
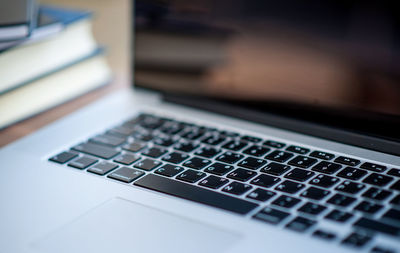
(310, 151, 335, 160)
(272, 195, 301, 208)
(141, 146, 167, 158)
(300, 187, 330, 200)
(285, 216, 316, 232)
(176, 169, 206, 183)
(216, 151, 244, 164)
(174, 141, 199, 152)
(218, 130, 239, 137)
(387, 168, 400, 178)
(132, 131, 154, 142)
(341, 232, 372, 248)
(312, 230, 337, 240)
(68, 156, 97, 169)
(49, 151, 77, 164)
(337, 167, 368, 180)
(265, 150, 294, 163)
(382, 208, 400, 224)
(194, 146, 221, 158)
(246, 188, 276, 202)
(153, 137, 176, 147)
(113, 153, 140, 165)
(159, 121, 184, 135)
(134, 174, 258, 215)
(327, 193, 356, 207)
(309, 174, 340, 188)
(183, 157, 212, 170)
(238, 157, 267, 170)
(389, 180, 400, 191)
(353, 217, 400, 236)
(87, 161, 118, 175)
(275, 180, 305, 194)
(288, 156, 317, 168)
(122, 141, 146, 152)
(325, 209, 353, 223)
(298, 202, 326, 216)
(72, 142, 119, 159)
(221, 140, 247, 151)
(250, 174, 280, 188)
(107, 124, 136, 137)
(335, 180, 366, 194)
(253, 207, 290, 225)
(354, 201, 383, 214)
(371, 246, 396, 253)
(263, 140, 285, 149)
(134, 158, 162, 171)
(284, 168, 315, 182)
(241, 135, 262, 143)
(198, 175, 229, 189)
(243, 145, 270, 157)
(260, 162, 290, 176)
(161, 152, 189, 164)
(222, 182, 252, 195)
(204, 162, 233, 176)
(107, 167, 144, 183)
(139, 115, 165, 129)
(154, 164, 184, 177)
(360, 162, 387, 173)
(334, 156, 360, 166)
(201, 135, 226, 145)
(89, 134, 125, 147)
(312, 161, 342, 174)
(227, 168, 257, 182)
(362, 187, 392, 201)
(286, 145, 310, 154)
(363, 173, 393, 187)
(390, 194, 400, 205)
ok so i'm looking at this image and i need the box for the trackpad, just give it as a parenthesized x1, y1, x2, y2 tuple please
(32, 198, 241, 253)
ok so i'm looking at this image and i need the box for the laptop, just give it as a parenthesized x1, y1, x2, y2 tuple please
(1, 1, 400, 252)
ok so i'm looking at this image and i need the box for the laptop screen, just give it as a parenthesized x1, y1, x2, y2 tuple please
(133, 0, 400, 141)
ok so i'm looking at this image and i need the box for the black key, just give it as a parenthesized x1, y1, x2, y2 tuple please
(72, 142, 119, 159)
(176, 169, 206, 183)
(201, 135, 226, 145)
(390, 180, 400, 191)
(139, 115, 165, 129)
(334, 156, 360, 166)
(222, 140, 247, 151)
(335, 180, 366, 194)
(310, 151, 335, 160)
(360, 162, 387, 173)
(183, 157, 212, 170)
(300, 186, 330, 200)
(285, 217, 316, 232)
(194, 146, 220, 158)
(134, 158, 162, 171)
(284, 168, 315, 182)
(216, 151, 244, 164)
(49, 151, 77, 164)
(382, 208, 400, 224)
(354, 201, 383, 214)
(362, 187, 392, 201)
(288, 156, 317, 168)
(272, 195, 301, 208)
(222, 182, 252, 195)
(107, 124, 136, 137)
(246, 188, 276, 202)
(113, 153, 140, 165)
(387, 168, 400, 178)
(363, 173, 393, 187)
(122, 141, 146, 152)
(265, 150, 294, 163)
(159, 121, 184, 135)
(298, 202, 326, 216)
(341, 232, 372, 248)
(161, 152, 189, 164)
(107, 167, 144, 183)
(174, 141, 199, 152)
(132, 131, 154, 142)
(253, 207, 290, 225)
(390, 194, 400, 206)
(325, 209, 353, 223)
(204, 162, 233, 176)
(275, 180, 305, 194)
(219, 130, 239, 137)
(260, 162, 290, 176)
(312, 161, 342, 174)
(181, 129, 206, 140)
(153, 137, 176, 147)
(89, 134, 125, 147)
(141, 146, 167, 158)
(263, 140, 285, 149)
(309, 174, 340, 188)
(312, 230, 337, 240)
(354, 217, 400, 236)
(243, 145, 270, 157)
(87, 161, 118, 175)
(250, 174, 280, 188)
(337, 167, 368, 181)
(371, 246, 396, 253)
(327, 193, 356, 207)
(241, 135, 262, 143)
(68, 156, 97, 169)
(227, 168, 257, 182)
(198, 175, 229, 189)
(154, 164, 184, 177)
(286, 145, 310, 154)
(238, 157, 267, 170)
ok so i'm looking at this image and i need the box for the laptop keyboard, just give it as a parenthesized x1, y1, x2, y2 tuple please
(49, 113, 400, 252)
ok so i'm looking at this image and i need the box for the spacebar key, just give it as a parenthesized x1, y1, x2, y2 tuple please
(134, 174, 258, 215)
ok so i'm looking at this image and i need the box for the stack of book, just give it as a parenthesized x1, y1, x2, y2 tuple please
(0, 1, 111, 129)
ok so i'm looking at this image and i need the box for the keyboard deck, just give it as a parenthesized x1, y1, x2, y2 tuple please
(49, 113, 400, 252)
